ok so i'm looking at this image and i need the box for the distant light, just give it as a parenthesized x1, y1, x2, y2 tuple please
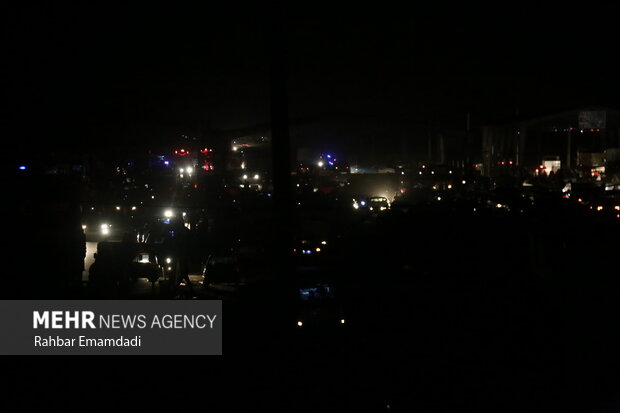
(447, 184, 452, 189)
(315, 248, 321, 253)
(437, 196, 441, 201)
(131, 206, 137, 211)
(449, 170, 452, 174)
(496, 203, 503, 208)
(254, 174, 259, 180)
(431, 171, 435, 175)
(164, 210, 173, 218)
(185, 166, 193, 173)
(115, 206, 121, 211)
(232, 146, 238, 151)
(615, 206, 620, 211)
(297, 321, 303, 327)
(597, 206, 603, 211)
(164, 161, 169, 165)
(462, 180, 466, 184)
(182, 212, 187, 217)
(340, 319, 345, 324)
(82, 225, 87, 230)
(321, 241, 327, 245)
(360, 201, 366, 206)
(327, 154, 332, 159)
(179, 168, 185, 173)
(18, 166, 27, 170)
(166, 258, 172, 264)
(317, 161, 324, 167)
(242, 174, 248, 180)
(419, 171, 422, 175)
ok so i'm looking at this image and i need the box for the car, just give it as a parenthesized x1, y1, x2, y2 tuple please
(128, 251, 164, 283)
(294, 282, 347, 330)
(202, 254, 240, 285)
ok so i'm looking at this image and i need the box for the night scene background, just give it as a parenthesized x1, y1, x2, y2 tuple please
(2, 2, 620, 412)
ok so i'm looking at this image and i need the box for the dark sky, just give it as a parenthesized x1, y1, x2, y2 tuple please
(3, 2, 619, 156)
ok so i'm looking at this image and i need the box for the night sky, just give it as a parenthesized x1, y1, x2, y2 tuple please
(3, 3, 619, 157)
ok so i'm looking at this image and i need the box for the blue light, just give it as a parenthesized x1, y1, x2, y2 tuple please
(328, 161, 334, 166)
(164, 161, 170, 165)
(18, 166, 27, 170)
(327, 154, 332, 159)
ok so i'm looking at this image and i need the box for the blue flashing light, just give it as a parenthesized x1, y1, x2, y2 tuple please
(327, 154, 332, 159)
(164, 161, 170, 166)
(18, 166, 27, 170)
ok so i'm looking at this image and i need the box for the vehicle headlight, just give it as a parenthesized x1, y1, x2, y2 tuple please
(101, 224, 110, 235)
(340, 319, 345, 324)
(297, 321, 303, 327)
(166, 258, 172, 264)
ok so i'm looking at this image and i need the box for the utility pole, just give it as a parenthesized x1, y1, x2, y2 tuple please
(427, 120, 432, 164)
(268, 1, 292, 284)
(567, 126, 572, 169)
(466, 111, 470, 173)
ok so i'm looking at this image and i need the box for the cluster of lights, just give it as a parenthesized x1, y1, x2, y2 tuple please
(174, 149, 190, 156)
